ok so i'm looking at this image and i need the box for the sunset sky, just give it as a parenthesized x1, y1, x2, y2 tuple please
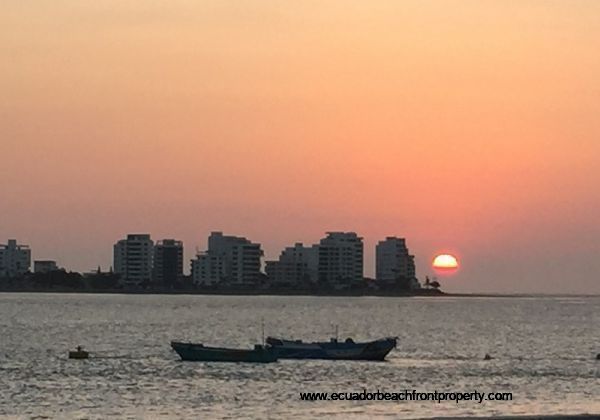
(2, 1, 599, 293)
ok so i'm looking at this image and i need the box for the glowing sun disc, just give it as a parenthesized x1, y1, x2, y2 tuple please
(432, 254, 459, 270)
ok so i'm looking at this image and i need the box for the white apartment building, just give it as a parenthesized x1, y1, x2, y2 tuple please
(265, 243, 319, 287)
(191, 232, 263, 286)
(376, 237, 418, 289)
(317, 232, 363, 286)
(114, 234, 154, 286)
(191, 253, 225, 286)
(0, 239, 31, 278)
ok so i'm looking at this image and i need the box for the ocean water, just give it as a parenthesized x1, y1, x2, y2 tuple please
(0, 293, 598, 419)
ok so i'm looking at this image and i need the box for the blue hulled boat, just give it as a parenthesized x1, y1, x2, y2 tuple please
(171, 341, 278, 363)
(266, 336, 397, 361)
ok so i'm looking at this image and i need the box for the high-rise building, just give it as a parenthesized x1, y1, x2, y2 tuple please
(191, 253, 225, 286)
(114, 234, 154, 286)
(191, 232, 263, 286)
(317, 232, 363, 286)
(375, 237, 418, 289)
(0, 239, 31, 278)
(153, 239, 183, 288)
(265, 243, 319, 287)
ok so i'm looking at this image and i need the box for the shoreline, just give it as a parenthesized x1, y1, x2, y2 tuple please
(0, 287, 446, 297)
(439, 416, 599, 420)
(0, 288, 598, 298)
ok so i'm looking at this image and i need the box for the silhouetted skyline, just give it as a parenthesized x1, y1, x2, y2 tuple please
(2, 2, 599, 293)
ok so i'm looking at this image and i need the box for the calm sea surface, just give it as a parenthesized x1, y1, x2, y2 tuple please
(0, 293, 598, 419)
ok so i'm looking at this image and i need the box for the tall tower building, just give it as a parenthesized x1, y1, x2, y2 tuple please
(0, 239, 31, 278)
(191, 232, 263, 286)
(114, 234, 154, 286)
(317, 232, 363, 286)
(153, 239, 183, 288)
(376, 237, 417, 289)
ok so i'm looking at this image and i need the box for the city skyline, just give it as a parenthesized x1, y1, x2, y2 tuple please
(1, 232, 427, 294)
(2, 2, 600, 293)
(1, 213, 598, 294)
(0, 231, 417, 280)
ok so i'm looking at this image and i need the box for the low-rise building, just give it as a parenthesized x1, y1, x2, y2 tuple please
(34, 260, 59, 274)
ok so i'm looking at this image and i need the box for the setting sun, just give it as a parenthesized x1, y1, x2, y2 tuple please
(432, 254, 459, 272)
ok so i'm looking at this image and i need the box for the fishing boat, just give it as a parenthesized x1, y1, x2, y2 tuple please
(170, 341, 278, 363)
(266, 336, 397, 361)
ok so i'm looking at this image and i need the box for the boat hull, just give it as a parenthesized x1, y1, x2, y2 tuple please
(68, 351, 89, 359)
(267, 337, 397, 361)
(171, 341, 278, 363)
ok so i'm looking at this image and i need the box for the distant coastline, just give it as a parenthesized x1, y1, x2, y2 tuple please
(1, 288, 597, 298)
(0, 285, 446, 297)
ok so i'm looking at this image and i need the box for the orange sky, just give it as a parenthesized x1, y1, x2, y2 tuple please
(2, 1, 599, 292)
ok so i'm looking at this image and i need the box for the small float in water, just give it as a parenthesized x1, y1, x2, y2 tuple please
(170, 341, 278, 363)
(68, 346, 89, 360)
